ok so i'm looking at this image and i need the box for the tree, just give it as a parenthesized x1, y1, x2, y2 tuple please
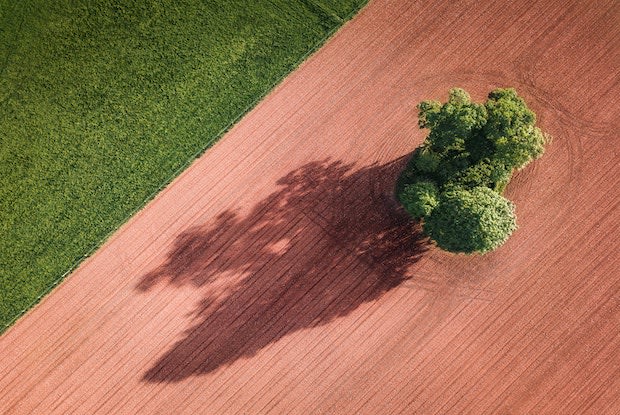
(450, 157, 512, 192)
(413, 146, 441, 174)
(396, 87, 548, 254)
(399, 181, 438, 219)
(423, 187, 517, 254)
(483, 88, 546, 170)
(417, 88, 487, 155)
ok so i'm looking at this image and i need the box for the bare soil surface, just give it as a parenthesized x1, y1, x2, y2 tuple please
(1, 0, 618, 413)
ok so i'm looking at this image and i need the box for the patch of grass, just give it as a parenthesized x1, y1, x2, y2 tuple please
(0, 0, 367, 331)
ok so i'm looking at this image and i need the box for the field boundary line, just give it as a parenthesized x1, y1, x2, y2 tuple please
(2, 1, 369, 333)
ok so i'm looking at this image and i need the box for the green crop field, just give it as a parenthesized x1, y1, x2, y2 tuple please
(0, 0, 367, 331)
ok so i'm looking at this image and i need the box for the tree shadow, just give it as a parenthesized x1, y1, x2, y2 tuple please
(137, 156, 431, 382)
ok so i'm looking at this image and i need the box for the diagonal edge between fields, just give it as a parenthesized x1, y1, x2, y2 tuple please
(1, 0, 371, 335)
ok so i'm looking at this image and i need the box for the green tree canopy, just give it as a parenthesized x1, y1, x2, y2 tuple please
(396, 87, 548, 254)
(423, 186, 517, 254)
(484, 88, 546, 170)
(418, 88, 487, 155)
(399, 181, 439, 219)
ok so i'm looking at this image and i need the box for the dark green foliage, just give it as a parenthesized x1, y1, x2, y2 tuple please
(413, 147, 441, 174)
(484, 88, 546, 170)
(424, 187, 517, 254)
(418, 88, 487, 155)
(396, 87, 547, 254)
(0, 0, 368, 331)
(399, 181, 438, 219)
(451, 158, 512, 192)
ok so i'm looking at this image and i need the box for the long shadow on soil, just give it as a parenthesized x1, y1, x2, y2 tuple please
(137, 156, 429, 382)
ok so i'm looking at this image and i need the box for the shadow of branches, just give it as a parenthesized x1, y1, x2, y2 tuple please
(137, 156, 429, 382)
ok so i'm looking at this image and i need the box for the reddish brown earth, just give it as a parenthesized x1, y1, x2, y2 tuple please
(1, 0, 619, 413)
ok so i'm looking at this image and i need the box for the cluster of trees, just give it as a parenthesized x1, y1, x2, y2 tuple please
(397, 88, 548, 254)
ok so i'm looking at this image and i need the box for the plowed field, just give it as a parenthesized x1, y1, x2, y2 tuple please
(1, 0, 618, 413)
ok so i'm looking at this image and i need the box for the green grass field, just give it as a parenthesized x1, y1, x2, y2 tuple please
(0, 0, 367, 331)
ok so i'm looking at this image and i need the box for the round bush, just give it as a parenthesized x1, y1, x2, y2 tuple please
(423, 186, 517, 254)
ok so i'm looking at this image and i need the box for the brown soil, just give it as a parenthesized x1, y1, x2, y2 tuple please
(1, 0, 618, 413)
